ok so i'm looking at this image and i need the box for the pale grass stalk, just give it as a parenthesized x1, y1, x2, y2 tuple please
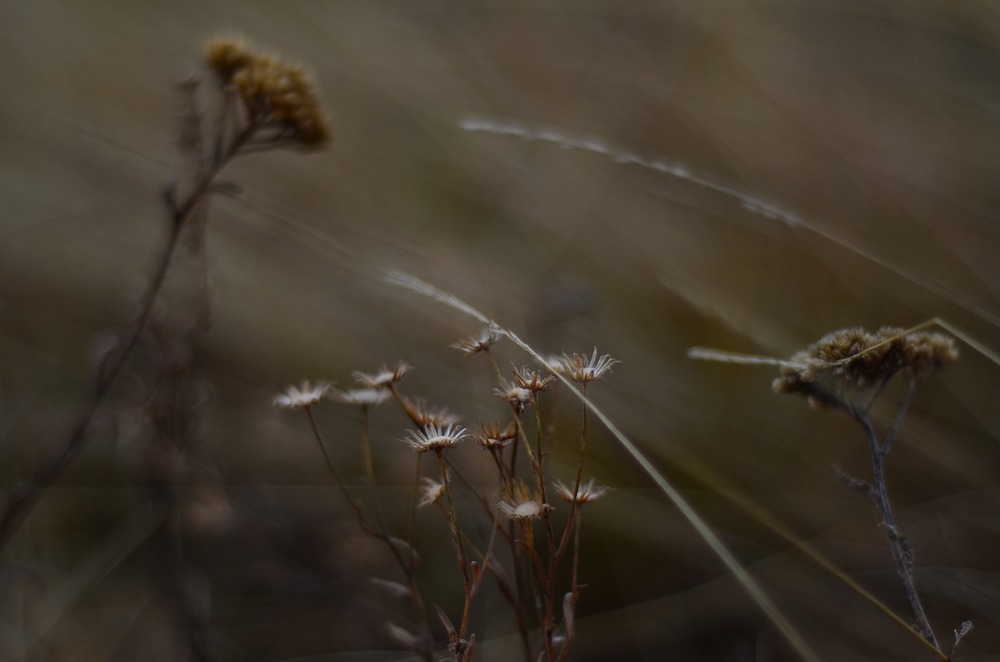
(659, 446, 949, 660)
(460, 118, 1000, 333)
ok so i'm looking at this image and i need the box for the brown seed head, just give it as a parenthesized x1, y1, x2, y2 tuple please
(203, 36, 331, 148)
(474, 421, 518, 449)
(773, 327, 958, 409)
(511, 366, 556, 392)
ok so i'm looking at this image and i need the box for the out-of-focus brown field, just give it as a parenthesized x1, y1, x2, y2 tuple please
(2, 2, 1000, 660)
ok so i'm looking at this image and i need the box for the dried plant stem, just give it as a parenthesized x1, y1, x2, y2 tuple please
(434, 449, 474, 651)
(360, 407, 393, 542)
(0, 88, 272, 550)
(304, 407, 365, 523)
(854, 386, 940, 651)
(0, 143, 245, 551)
(305, 406, 434, 660)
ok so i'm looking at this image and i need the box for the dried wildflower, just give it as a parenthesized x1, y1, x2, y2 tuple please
(273, 380, 330, 409)
(331, 388, 390, 407)
(512, 366, 556, 393)
(418, 476, 446, 508)
(203, 36, 331, 149)
(553, 478, 611, 505)
(493, 386, 534, 414)
(452, 328, 501, 355)
(402, 398, 461, 427)
(354, 362, 412, 389)
(557, 348, 619, 383)
(543, 355, 567, 375)
(402, 424, 467, 453)
(773, 327, 958, 409)
(204, 37, 255, 80)
(498, 484, 552, 521)
(474, 421, 519, 449)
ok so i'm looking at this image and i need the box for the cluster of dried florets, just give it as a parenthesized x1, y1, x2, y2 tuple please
(273, 335, 618, 661)
(773, 327, 958, 410)
(204, 37, 331, 148)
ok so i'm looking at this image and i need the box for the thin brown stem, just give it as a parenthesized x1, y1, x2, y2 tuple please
(436, 449, 473, 640)
(857, 411, 940, 651)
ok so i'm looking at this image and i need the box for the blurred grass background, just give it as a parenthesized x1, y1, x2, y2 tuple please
(2, 1, 1000, 660)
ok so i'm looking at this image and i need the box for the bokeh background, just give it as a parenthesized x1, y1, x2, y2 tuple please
(2, 1, 1000, 660)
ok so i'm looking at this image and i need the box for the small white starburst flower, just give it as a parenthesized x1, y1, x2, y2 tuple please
(498, 482, 551, 521)
(474, 421, 519, 450)
(553, 478, 612, 505)
(331, 388, 391, 407)
(493, 386, 533, 414)
(511, 366, 556, 392)
(402, 424, 468, 453)
(273, 380, 331, 409)
(498, 496, 552, 521)
(558, 349, 619, 383)
(353, 362, 411, 389)
(452, 328, 502, 355)
(543, 355, 567, 375)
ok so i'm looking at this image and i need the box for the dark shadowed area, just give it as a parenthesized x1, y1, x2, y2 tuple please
(2, 1, 999, 660)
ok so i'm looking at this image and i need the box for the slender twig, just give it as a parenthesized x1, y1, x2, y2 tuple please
(856, 410, 940, 650)
(305, 406, 434, 660)
(435, 449, 473, 647)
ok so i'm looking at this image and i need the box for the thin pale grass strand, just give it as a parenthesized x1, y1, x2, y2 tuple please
(689, 318, 998, 371)
(388, 271, 821, 662)
(674, 452, 949, 659)
(687, 347, 806, 369)
(462, 117, 1000, 333)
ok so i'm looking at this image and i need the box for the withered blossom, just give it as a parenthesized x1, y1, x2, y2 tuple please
(273, 380, 330, 409)
(773, 327, 958, 410)
(553, 478, 611, 505)
(401, 398, 461, 427)
(557, 349, 619, 383)
(204, 37, 331, 148)
(354, 362, 412, 389)
(402, 424, 467, 453)
(452, 328, 502, 355)
(511, 366, 556, 393)
(331, 388, 390, 407)
(474, 421, 519, 450)
(493, 386, 533, 414)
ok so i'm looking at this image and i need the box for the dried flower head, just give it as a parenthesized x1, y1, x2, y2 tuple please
(511, 366, 556, 393)
(401, 398, 461, 427)
(498, 482, 551, 521)
(273, 380, 330, 409)
(418, 476, 446, 508)
(474, 421, 519, 450)
(452, 328, 502, 355)
(553, 478, 611, 505)
(557, 348, 619, 383)
(354, 362, 412, 389)
(402, 424, 467, 453)
(493, 386, 534, 414)
(204, 37, 255, 80)
(774, 327, 958, 409)
(331, 388, 390, 408)
(203, 36, 331, 148)
(542, 355, 566, 374)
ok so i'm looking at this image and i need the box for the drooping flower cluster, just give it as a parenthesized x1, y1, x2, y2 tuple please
(204, 37, 331, 148)
(773, 327, 958, 410)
